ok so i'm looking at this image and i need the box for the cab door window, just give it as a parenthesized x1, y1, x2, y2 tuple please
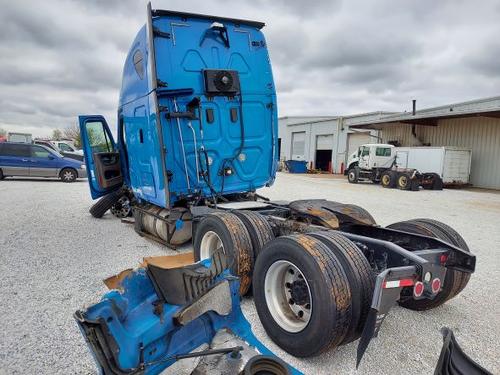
(375, 147, 391, 157)
(86, 121, 113, 153)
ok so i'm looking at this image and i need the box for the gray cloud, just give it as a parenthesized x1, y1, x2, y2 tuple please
(1, 0, 499, 136)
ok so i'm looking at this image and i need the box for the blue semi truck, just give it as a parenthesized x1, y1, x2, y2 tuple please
(76, 4, 476, 374)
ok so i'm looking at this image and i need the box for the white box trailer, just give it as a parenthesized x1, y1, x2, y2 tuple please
(395, 147, 472, 185)
(7, 132, 32, 143)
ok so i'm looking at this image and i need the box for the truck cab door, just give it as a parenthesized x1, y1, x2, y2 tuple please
(358, 146, 371, 169)
(79, 115, 123, 199)
(372, 146, 394, 168)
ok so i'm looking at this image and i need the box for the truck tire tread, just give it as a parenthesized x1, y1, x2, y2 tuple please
(413, 219, 471, 296)
(253, 235, 352, 357)
(308, 231, 374, 343)
(386, 219, 470, 310)
(193, 212, 254, 295)
(232, 210, 275, 260)
(89, 191, 121, 218)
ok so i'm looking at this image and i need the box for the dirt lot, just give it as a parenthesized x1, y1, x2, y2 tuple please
(0, 173, 499, 374)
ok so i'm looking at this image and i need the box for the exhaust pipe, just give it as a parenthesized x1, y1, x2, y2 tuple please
(412, 99, 416, 115)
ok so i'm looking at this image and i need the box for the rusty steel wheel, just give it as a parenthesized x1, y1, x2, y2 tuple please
(381, 171, 396, 188)
(381, 174, 390, 185)
(194, 212, 254, 295)
(397, 173, 411, 190)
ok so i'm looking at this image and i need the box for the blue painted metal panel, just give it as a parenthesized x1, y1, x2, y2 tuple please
(116, 10, 278, 207)
(119, 26, 150, 107)
(79, 115, 119, 199)
(76, 263, 301, 375)
(120, 96, 166, 207)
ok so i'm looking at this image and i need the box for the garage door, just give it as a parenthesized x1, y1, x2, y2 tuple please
(316, 134, 333, 150)
(291, 131, 306, 160)
(347, 132, 371, 156)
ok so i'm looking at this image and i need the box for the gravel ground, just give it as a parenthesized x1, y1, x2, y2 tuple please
(0, 173, 499, 375)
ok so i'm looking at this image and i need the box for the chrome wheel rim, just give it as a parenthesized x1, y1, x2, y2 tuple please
(382, 175, 390, 185)
(264, 260, 312, 333)
(199, 231, 223, 260)
(348, 171, 355, 181)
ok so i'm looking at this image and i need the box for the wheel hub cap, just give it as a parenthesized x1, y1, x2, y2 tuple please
(289, 280, 310, 305)
(264, 260, 312, 333)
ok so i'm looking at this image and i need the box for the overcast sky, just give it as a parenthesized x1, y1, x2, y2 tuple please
(1, 0, 499, 136)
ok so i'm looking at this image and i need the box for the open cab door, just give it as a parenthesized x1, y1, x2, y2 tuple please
(79, 115, 123, 199)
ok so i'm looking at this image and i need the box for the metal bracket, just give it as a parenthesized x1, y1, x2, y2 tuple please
(174, 280, 233, 326)
(153, 27, 171, 39)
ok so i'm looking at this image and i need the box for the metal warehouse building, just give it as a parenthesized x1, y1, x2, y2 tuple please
(279, 96, 500, 189)
(350, 96, 500, 190)
(278, 112, 392, 173)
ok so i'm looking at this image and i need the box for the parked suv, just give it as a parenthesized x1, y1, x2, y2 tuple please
(0, 142, 87, 182)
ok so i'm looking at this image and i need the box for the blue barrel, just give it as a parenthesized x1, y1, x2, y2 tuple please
(285, 160, 308, 173)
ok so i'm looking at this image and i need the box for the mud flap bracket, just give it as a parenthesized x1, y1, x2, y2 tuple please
(356, 266, 417, 368)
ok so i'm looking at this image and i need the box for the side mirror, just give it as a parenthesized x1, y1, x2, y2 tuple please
(48, 155, 55, 160)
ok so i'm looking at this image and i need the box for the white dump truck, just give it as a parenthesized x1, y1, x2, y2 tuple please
(345, 144, 472, 190)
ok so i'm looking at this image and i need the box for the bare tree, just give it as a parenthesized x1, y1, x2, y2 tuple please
(63, 123, 81, 148)
(51, 129, 62, 141)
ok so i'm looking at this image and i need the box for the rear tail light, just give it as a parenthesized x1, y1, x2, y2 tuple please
(413, 281, 424, 297)
(431, 278, 441, 294)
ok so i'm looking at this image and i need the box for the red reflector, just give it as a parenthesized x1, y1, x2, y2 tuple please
(383, 278, 414, 289)
(431, 278, 441, 294)
(399, 279, 415, 287)
(414, 281, 424, 297)
(440, 254, 448, 264)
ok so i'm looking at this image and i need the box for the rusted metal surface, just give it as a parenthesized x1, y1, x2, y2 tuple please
(266, 215, 328, 236)
(212, 212, 253, 295)
(103, 268, 134, 291)
(294, 234, 351, 311)
(289, 199, 376, 227)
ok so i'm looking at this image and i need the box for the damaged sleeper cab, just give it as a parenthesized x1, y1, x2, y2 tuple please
(75, 249, 298, 375)
(76, 3, 477, 373)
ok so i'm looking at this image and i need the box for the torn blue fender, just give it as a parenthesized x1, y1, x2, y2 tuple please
(74, 252, 301, 375)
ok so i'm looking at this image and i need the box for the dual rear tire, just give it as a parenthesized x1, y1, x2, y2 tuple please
(194, 211, 375, 356)
(253, 232, 374, 357)
(193, 211, 274, 295)
(380, 171, 396, 188)
(381, 171, 420, 190)
(387, 218, 471, 310)
(194, 210, 471, 357)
